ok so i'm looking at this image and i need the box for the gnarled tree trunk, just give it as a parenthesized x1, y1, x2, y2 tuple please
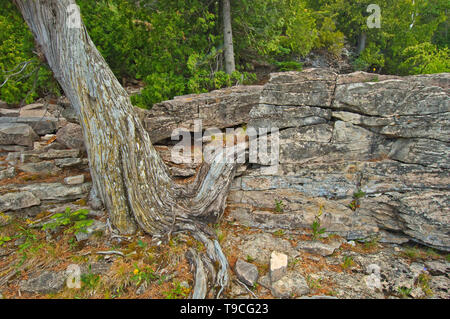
(14, 0, 238, 298)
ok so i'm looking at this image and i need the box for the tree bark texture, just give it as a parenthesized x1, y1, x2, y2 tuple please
(14, 0, 238, 298)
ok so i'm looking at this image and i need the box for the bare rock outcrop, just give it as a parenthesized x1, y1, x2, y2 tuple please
(144, 68, 449, 252)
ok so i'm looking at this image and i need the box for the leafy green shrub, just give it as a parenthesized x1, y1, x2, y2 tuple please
(0, 1, 59, 104)
(399, 42, 450, 75)
(163, 281, 191, 299)
(311, 205, 326, 240)
(275, 61, 303, 72)
(353, 43, 385, 72)
(42, 207, 93, 235)
(313, 16, 345, 56)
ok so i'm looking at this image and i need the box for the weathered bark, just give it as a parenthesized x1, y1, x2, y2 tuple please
(14, 0, 238, 298)
(222, 0, 236, 74)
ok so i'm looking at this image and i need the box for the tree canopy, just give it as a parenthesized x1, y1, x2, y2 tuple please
(1, 0, 448, 106)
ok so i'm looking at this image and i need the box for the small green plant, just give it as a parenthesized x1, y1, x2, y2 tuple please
(246, 255, 255, 263)
(311, 205, 326, 240)
(137, 239, 147, 249)
(349, 189, 365, 211)
(397, 286, 412, 298)
(273, 229, 285, 237)
(163, 281, 190, 299)
(417, 272, 433, 297)
(306, 275, 322, 290)
(81, 266, 101, 292)
(353, 190, 366, 199)
(42, 207, 93, 235)
(275, 61, 303, 72)
(0, 236, 12, 246)
(275, 200, 284, 213)
(131, 264, 158, 286)
(288, 257, 301, 268)
(13, 226, 40, 267)
(341, 255, 354, 270)
(363, 236, 379, 250)
(403, 247, 420, 260)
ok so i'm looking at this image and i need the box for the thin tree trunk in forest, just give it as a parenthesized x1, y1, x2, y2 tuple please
(222, 0, 236, 74)
(357, 32, 367, 55)
(14, 0, 238, 298)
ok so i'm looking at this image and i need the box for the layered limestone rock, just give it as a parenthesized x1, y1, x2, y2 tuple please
(144, 68, 449, 251)
(144, 85, 263, 143)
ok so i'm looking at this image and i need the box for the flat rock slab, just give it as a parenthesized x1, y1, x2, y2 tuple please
(0, 123, 38, 147)
(55, 158, 83, 168)
(3, 182, 92, 202)
(0, 108, 19, 117)
(0, 191, 40, 211)
(296, 240, 342, 256)
(39, 149, 80, 159)
(270, 251, 288, 283)
(235, 259, 259, 287)
(271, 271, 310, 298)
(19, 271, 66, 294)
(0, 117, 57, 135)
(18, 160, 61, 174)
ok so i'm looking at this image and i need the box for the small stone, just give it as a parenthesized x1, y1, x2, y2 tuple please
(136, 282, 147, 295)
(235, 259, 259, 287)
(410, 287, 425, 299)
(56, 123, 85, 152)
(424, 260, 449, 276)
(271, 272, 310, 298)
(180, 281, 190, 289)
(296, 240, 341, 257)
(347, 240, 356, 247)
(364, 273, 382, 291)
(270, 251, 288, 283)
(75, 220, 106, 241)
(33, 141, 45, 150)
(64, 175, 85, 185)
(366, 264, 381, 276)
(0, 167, 15, 180)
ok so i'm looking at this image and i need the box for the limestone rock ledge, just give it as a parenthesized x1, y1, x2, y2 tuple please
(145, 69, 449, 251)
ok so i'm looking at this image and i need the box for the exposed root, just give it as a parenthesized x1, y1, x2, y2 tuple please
(183, 225, 230, 299)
